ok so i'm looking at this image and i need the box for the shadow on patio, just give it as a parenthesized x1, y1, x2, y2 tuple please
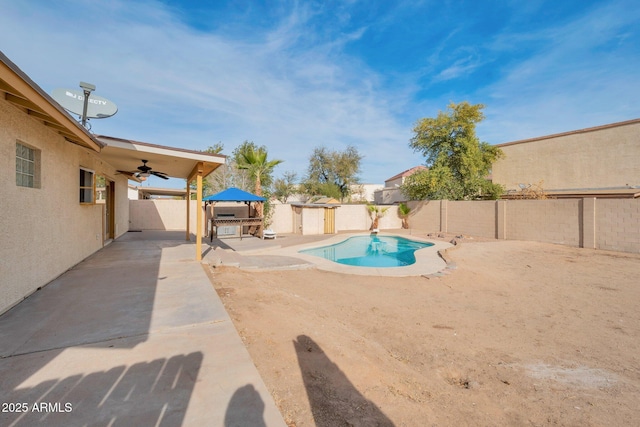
(0, 230, 286, 426)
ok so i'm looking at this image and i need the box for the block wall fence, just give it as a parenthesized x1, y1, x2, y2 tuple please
(127, 199, 639, 254)
(407, 198, 640, 253)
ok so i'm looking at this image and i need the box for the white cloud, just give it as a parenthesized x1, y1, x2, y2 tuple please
(0, 0, 414, 185)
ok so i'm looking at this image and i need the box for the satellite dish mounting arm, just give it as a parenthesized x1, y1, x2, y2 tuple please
(79, 81, 95, 128)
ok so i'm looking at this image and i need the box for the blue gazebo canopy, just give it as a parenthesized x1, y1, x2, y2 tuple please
(203, 187, 266, 202)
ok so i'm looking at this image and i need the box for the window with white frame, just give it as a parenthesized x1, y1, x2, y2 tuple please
(79, 168, 95, 204)
(16, 142, 41, 188)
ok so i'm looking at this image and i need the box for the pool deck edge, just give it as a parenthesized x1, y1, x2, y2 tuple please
(249, 232, 452, 277)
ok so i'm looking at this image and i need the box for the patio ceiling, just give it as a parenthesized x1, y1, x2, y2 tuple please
(97, 135, 225, 181)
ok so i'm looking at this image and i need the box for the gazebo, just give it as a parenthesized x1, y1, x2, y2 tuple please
(203, 187, 266, 241)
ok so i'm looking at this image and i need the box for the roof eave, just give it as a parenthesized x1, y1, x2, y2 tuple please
(0, 50, 103, 152)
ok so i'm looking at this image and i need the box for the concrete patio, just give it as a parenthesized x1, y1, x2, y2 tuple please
(0, 231, 286, 427)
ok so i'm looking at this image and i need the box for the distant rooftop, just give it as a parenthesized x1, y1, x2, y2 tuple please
(385, 165, 427, 183)
(497, 118, 640, 147)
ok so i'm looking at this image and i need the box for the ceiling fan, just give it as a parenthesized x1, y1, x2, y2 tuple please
(118, 160, 169, 180)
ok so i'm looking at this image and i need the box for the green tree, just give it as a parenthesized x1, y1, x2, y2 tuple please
(235, 142, 283, 235)
(199, 143, 225, 196)
(402, 102, 504, 200)
(302, 145, 363, 202)
(273, 171, 298, 203)
(235, 141, 282, 197)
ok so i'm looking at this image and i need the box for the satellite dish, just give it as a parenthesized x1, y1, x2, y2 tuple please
(51, 87, 118, 119)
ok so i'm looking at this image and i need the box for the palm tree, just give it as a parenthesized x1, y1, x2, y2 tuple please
(237, 146, 283, 234)
(398, 203, 411, 229)
(367, 204, 389, 230)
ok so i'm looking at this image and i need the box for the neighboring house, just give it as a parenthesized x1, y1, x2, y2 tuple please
(374, 166, 428, 204)
(349, 183, 381, 203)
(492, 119, 640, 198)
(0, 51, 223, 314)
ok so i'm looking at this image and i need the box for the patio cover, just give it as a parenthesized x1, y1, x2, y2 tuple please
(203, 187, 266, 202)
(97, 136, 226, 261)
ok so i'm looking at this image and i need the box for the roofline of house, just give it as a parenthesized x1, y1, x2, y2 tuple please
(385, 165, 427, 182)
(0, 50, 103, 151)
(496, 118, 640, 148)
(96, 135, 226, 160)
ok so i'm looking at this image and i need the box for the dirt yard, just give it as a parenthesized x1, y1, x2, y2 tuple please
(207, 239, 640, 426)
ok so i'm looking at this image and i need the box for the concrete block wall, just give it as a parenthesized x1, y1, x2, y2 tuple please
(505, 199, 581, 247)
(406, 197, 638, 253)
(595, 199, 640, 253)
(407, 201, 442, 232)
(447, 201, 497, 238)
(127, 198, 639, 253)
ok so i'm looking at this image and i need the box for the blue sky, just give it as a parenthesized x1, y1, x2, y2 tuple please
(1, 0, 639, 188)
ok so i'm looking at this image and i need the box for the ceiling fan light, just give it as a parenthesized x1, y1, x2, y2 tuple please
(139, 172, 150, 178)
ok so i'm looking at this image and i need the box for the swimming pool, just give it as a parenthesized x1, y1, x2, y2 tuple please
(299, 235, 434, 267)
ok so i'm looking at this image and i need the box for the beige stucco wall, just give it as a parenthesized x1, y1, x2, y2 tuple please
(269, 204, 403, 235)
(335, 205, 369, 231)
(270, 203, 293, 233)
(0, 98, 129, 314)
(492, 120, 640, 191)
(129, 200, 206, 235)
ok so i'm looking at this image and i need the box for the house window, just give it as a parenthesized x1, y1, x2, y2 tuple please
(80, 168, 95, 204)
(16, 142, 41, 188)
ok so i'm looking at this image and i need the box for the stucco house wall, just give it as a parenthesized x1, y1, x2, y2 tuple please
(0, 98, 129, 313)
(492, 119, 640, 192)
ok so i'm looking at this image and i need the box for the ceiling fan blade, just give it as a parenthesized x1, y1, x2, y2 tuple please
(151, 171, 169, 179)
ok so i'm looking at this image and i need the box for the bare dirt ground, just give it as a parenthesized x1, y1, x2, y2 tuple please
(207, 238, 640, 426)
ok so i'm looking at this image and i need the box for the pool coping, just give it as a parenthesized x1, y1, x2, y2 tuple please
(252, 232, 452, 277)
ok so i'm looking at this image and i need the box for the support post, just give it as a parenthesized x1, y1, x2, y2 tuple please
(440, 200, 448, 233)
(187, 162, 205, 260)
(496, 200, 507, 240)
(186, 182, 191, 241)
(196, 170, 203, 261)
(581, 198, 596, 249)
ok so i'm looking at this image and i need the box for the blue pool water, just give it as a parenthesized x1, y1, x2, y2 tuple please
(300, 235, 434, 267)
